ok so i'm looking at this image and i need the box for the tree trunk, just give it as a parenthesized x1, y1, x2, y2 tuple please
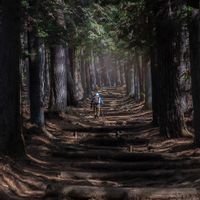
(124, 60, 131, 95)
(28, 32, 45, 126)
(80, 48, 87, 96)
(120, 62, 126, 86)
(105, 54, 112, 87)
(97, 56, 103, 87)
(49, 0, 68, 112)
(67, 47, 78, 106)
(90, 50, 97, 90)
(144, 60, 152, 110)
(50, 46, 68, 112)
(139, 54, 145, 101)
(116, 60, 122, 86)
(74, 51, 84, 101)
(85, 59, 91, 95)
(189, 9, 200, 146)
(0, 0, 25, 155)
(125, 56, 135, 96)
(44, 48, 51, 102)
(49, 49, 56, 109)
(179, 28, 190, 114)
(134, 52, 141, 101)
(155, 4, 185, 138)
(99, 54, 109, 87)
(150, 48, 160, 126)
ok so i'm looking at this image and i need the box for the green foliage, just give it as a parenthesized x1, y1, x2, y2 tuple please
(23, 0, 153, 56)
(23, 0, 194, 52)
(21, 0, 29, 9)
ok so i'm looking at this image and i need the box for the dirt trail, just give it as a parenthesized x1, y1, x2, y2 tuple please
(1, 87, 200, 199)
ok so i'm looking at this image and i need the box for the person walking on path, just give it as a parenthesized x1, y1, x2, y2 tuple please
(91, 92, 104, 118)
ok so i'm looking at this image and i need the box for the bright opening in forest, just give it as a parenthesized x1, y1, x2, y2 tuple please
(0, 0, 200, 199)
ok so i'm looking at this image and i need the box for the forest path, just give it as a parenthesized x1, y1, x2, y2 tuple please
(1, 87, 200, 199)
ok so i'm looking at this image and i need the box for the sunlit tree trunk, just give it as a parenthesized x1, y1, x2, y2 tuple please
(0, 0, 25, 155)
(49, 0, 68, 112)
(179, 28, 190, 114)
(50, 46, 68, 112)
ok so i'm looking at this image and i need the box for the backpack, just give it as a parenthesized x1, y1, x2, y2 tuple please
(93, 95, 100, 105)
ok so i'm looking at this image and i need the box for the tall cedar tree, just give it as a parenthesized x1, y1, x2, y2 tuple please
(155, 1, 186, 138)
(0, 0, 25, 155)
(28, 0, 45, 126)
(189, 3, 200, 145)
(49, 0, 68, 112)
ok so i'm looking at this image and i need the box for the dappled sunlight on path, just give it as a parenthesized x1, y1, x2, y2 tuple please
(0, 87, 200, 199)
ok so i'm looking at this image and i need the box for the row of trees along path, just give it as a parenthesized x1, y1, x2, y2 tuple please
(1, 0, 200, 199)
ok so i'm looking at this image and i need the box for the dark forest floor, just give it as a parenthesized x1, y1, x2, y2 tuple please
(1, 87, 200, 199)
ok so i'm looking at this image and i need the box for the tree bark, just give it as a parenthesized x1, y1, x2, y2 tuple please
(139, 54, 145, 101)
(99, 54, 109, 87)
(155, 3, 185, 138)
(74, 49, 84, 101)
(150, 48, 159, 126)
(189, 9, 200, 146)
(144, 60, 152, 110)
(28, 32, 45, 126)
(179, 28, 191, 114)
(50, 46, 68, 112)
(0, 0, 25, 155)
(85, 59, 91, 95)
(116, 60, 122, 86)
(67, 48, 78, 106)
(90, 50, 97, 90)
(124, 59, 131, 95)
(134, 52, 141, 101)
(120, 62, 126, 86)
(125, 55, 135, 96)
(49, 0, 68, 112)
(80, 48, 87, 96)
